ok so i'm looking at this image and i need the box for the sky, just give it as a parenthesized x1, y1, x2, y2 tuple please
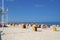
(0, 0, 60, 22)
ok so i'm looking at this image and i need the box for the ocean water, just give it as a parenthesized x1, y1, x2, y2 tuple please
(35, 22, 60, 25)
(20, 22, 60, 25)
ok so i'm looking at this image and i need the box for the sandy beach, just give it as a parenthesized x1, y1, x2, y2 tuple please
(0, 0, 60, 40)
(0, 26, 60, 40)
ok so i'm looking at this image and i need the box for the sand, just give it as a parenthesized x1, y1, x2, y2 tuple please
(0, 26, 60, 40)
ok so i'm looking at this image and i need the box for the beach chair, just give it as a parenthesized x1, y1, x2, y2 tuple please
(32, 24, 37, 31)
(38, 24, 41, 28)
(41, 24, 44, 29)
(52, 25, 57, 31)
(21, 24, 26, 29)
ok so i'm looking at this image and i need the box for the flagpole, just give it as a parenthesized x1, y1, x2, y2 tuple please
(2, 0, 4, 30)
(6, 8, 8, 24)
(7, 8, 8, 24)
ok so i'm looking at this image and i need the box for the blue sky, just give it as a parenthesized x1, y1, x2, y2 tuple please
(0, 0, 60, 22)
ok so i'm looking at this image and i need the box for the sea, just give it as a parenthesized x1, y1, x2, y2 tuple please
(19, 22, 60, 25)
